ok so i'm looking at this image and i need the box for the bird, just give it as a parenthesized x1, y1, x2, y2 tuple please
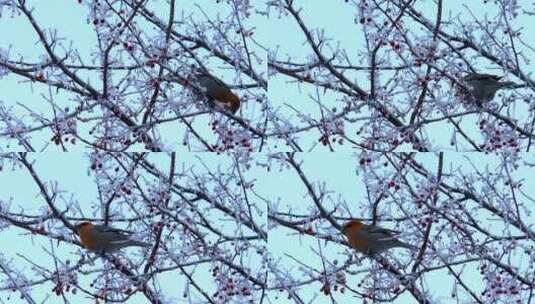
(74, 222, 150, 253)
(462, 73, 517, 104)
(341, 220, 418, 255)
(194, 71, 240, 114)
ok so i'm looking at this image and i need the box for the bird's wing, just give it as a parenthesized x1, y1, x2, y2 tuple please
(464, 73, 501, 81)
(92, 225, 133, 235)
(196, 73, 230, 90)
(362, 225, 400, 236)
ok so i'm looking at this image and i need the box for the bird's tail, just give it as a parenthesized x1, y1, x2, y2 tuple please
(499, 81, 518, 89)
(129, 240, 150, 247)
(117, 240, 150, 248)
(392, 240, 418, 251)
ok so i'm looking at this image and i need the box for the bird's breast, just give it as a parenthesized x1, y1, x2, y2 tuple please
(79, 226, 98, 250)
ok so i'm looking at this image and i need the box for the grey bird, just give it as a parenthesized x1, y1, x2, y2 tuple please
(462, 73, 517, 104)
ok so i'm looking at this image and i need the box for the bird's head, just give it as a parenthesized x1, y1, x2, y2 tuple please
(342, 220, 363, 234)
(74, 222, 92, 235)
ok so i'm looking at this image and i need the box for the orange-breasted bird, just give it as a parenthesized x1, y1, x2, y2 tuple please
(342, 220, 417, 255)
(74, 222, 150, 253)
(195, 71, 240, 114)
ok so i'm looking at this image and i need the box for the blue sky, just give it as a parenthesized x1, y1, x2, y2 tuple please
(0, 1, 267, 152)
(267, 1, 535, 151)
(1, 0, 534, 303)
(264, 152, 535, 303)
(0, 153, 266, 303)
(0, 151, 533, 303)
